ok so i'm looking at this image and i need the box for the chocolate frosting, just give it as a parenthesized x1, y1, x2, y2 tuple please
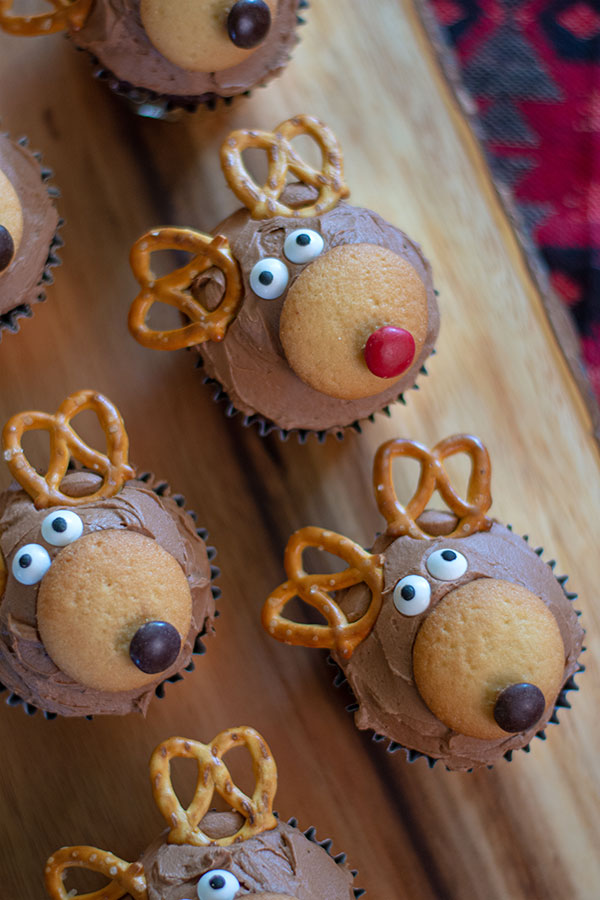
(0, 134, 58, 318)
(0, 472, 214, 716)
(200, 193, 439, 431)
(71, 0, 299, 98)
(138, 814, 355, 899)
(337, 518, 584, 770)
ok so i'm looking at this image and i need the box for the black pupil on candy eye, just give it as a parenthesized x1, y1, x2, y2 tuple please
(258, 270, 274, 285)
(18, 554, 32, 569)
(296, 233, 311, 246)
(209, 875, 226, 889)
(401, 584, 415, 601)
(51, 517, 67, 533)
(441, 550, 457, 561)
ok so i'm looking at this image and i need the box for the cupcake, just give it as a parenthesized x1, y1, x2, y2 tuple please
(44, 725, 359, 899)
(0, 389, 217, 717)
(0, 1, 303, 113)
(262, 434, 584, 770)
(0, 132, 61, 338)
(128, 115, 439, 438)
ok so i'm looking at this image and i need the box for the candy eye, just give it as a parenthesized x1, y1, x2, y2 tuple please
(284, 229, 324, 264)
(393, 575, 431, 617)
(249, 258, 289, 299)
(197, 870, 240, 900)
(41, 510, 84, 547)
(426, 548, 468, 581)
(12, 544, 52, 586)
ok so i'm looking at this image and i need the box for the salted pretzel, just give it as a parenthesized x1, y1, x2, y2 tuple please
(220, 114, 350, 220)
(150, 727, 278, 847)
(0, 0, 92, 35)
(44, 846, 148, 900)
(129, 227, 243, 351)
(262, 526, 384, 660)
(1, 390, 135, 509)
(373, 434, 493, 539)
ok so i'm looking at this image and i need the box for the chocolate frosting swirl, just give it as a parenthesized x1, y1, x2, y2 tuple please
(0, 472, 214, 716)
(71, 0, 299, 98)
(0, 133, 58, 318)
(337, 518, 584, 770)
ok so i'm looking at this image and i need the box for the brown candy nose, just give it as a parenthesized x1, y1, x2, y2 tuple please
(0, 225, 15, 272)
(493, 683, 546, 733)
(228, 0, 271, 48)
(129, 621, 182, 675)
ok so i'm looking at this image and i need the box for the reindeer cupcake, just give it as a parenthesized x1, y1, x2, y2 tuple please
(0, 131, 61, 337)
(44, 725, 358, 899)
(262, 434, 584, 770)
(0, 1, 303, 112)
(0, 389, 217, 717)
(128, 115, 439, 437)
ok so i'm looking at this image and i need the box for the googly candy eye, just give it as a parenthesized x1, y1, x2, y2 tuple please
(12, 544, 52, 586)
(249, 258, 289, 299)
(197, 870, 241, 900)
(393, 575, 431, 616)
(426, 548, 468, 581)
(283, 229, 325, 264)
(41, 510, 84, 547)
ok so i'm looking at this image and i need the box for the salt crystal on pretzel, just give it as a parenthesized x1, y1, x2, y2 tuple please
(0, 0, 92, 35)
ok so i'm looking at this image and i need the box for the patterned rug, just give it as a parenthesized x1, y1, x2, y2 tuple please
(418, 0, 600, 439)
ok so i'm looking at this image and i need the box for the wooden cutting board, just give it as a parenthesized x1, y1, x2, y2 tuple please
(0, 2, 598, 898)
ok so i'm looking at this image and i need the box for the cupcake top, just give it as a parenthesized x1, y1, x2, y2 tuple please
(262, 434, 584, 769)
(0, 1, 300, 101)
(0, 390, 214, 716)
(0, 132, 59, 322)
(44, 726, 356, 899)
(129, 115, 439, 432)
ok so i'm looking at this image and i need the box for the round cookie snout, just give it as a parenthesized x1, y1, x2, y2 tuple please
(36, 530, 193, 693)
(279, 243, 429, 400)
(412, 578, 566, 741)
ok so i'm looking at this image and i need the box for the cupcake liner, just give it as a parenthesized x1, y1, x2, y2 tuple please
(0, 472, 220, 719)
(278, 814, 364, 898)
(327, 533, 584, 771)
(78, 0, 309, 118)
(198, 351, 434, 444)
(0, 137, 63, 340)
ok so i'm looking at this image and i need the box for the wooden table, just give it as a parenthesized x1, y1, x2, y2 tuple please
(0, 2, 599, 898)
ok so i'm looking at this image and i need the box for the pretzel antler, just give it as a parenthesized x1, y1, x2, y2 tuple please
(44, 846, 147, 900)
(129, 227, 243, 351)
(262, 526, 383, 660)
(373, 434, 493, 539)
(2, 390, 135, 509)
(220, 114, 350, 219)
(0, 0, 92, 35)
(150, 727, 278, 847)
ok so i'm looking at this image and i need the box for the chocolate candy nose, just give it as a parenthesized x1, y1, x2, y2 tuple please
(364, 325, 415, 378)
(493, 682, 546, 733)
(129, 621, 181, 674)
(0, 225, 15, 273)
(228, 0, 272, 49)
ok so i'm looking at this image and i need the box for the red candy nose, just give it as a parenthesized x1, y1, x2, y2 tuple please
(364, 326, 415, 378)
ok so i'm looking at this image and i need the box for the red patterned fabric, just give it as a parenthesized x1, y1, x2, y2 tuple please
(428, 0, 600, 401)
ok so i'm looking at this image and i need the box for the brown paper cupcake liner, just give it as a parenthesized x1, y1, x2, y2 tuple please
(278, 815, 364, 898)
(328, 531, 584, 771)
(0, 471, 220, 720)
(80, 0, 309, 118)
(0, 137, 63, 339)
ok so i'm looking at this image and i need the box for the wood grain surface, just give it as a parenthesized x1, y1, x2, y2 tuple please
(0, 2, 599, 898)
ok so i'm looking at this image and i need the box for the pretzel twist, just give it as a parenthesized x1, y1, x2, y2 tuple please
(129, 228, 243, 351)
(262, 526, 383, 660)
(373, 434, 493, 539)
(0, 0, 92, 35)
(1, 390, 135, 509)
(150, 727, 278, 847)
(220, 115, 350, 219)
(44, 846, 147, 900)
